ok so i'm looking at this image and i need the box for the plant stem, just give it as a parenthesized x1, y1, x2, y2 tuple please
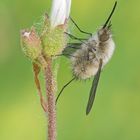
(44, 58, 56, 140)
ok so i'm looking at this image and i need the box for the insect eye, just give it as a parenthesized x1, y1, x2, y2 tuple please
(88, 47, 96, 53)
(92, 48, 96, 52)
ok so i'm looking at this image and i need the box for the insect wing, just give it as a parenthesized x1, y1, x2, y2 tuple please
(62, 43, 82, 57)
(86, 59, 103, 115)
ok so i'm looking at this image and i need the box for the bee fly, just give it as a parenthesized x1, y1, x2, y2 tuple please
(56, 1, 117, 115)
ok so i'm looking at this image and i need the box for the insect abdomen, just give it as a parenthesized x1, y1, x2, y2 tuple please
(71, 47, 99, 79)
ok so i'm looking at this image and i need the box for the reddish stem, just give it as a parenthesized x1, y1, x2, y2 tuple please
(44, 58, 56, 140)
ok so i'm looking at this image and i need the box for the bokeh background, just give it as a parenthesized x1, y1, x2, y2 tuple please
(0, 0, 140, 140)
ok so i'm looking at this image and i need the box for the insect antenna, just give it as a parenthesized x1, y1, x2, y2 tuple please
(108, 21, 112, 28)
(56, 77, 76, 104)
(103, 1, 117, 28)
(70, 17, 92, 36)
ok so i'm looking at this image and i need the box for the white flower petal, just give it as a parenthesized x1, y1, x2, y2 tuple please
(65, 0, 71, 18)
(50, 0, 71, 28)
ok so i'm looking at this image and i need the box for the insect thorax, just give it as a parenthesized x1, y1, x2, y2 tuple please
(70, 28, 115, 80)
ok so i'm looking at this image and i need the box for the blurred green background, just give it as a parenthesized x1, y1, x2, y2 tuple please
(0, 0, 140, 140)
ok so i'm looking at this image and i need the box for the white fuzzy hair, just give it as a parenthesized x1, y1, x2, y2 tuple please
(71, 28, 115, 79)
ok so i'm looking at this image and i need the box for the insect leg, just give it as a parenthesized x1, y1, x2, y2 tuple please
(67, 42, 82, 48)
(65, 32, 93, 50)
(56, 77, 76, 104)
(51, 54, 78, 58)
(70, 17, 92, 36)
(65, 32, 87, 41)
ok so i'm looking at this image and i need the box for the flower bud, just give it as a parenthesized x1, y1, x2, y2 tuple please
(50, 0, 71, 28)
(34, 13, 50, 37)
(40, 0, 71, 57)
(21, 28, 42, 61)
(42, 25, 66, 57)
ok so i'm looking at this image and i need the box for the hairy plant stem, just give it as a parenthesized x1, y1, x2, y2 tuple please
(44, 57, 56, 140)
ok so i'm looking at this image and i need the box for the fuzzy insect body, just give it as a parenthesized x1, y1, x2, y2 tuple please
(56, 1, 117, 115)
(71, 27, 115, 79)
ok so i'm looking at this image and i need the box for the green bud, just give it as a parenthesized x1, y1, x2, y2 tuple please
(21, 28, 42, 61)
(42, 23, 66, 57)
(34, 13, 50, 37)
